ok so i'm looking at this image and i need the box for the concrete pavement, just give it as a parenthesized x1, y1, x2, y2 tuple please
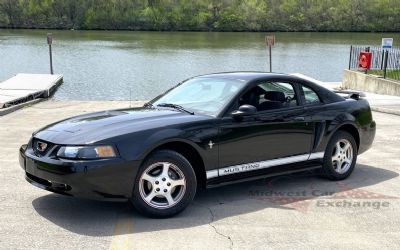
(362, 92, 400, 115)
(0, 100, 400, 249)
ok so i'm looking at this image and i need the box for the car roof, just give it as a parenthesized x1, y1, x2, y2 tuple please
(196, 71, 344, 104)
(197, 72, 287, 81)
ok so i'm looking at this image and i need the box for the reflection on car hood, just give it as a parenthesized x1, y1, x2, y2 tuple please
(34, 107, 210, 144)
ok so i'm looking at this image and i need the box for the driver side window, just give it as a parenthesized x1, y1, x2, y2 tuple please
(239, 82, 298, 112)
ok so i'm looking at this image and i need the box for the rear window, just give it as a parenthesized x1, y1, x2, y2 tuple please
(302, 86, 321, 104)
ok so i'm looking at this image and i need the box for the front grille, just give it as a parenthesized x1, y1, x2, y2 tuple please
(32, 138, 55, 157)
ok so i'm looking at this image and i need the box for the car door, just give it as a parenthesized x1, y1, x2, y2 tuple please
(217, 80, 315, 177)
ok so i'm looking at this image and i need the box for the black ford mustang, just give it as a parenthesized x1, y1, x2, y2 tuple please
(19, 72, 375, 217)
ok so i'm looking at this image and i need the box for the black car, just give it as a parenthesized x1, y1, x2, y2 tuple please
(19, 72, 375, 217)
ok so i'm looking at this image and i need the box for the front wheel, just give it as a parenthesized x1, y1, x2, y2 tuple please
(131, 150, 197, 218)
(321, 131, 358, 180)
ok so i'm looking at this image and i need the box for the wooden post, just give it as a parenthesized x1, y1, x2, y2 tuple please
(348, 45, 352, 70)
(47, 33, 53, 75)
(269, 45, 272, 72)
(265, 35, 275, 72)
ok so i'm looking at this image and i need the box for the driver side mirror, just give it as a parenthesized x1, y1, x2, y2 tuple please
(231, 104, 257, 120)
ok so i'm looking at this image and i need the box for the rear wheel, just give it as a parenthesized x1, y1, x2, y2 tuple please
(321, 131, 358, 180)
(131, 150, 197, 218)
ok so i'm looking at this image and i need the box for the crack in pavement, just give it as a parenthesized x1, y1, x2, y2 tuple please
(205, 206, 234, 249)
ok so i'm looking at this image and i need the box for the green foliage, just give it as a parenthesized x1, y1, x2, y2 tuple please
(0, 0, 399, 31)
(368, 69, 400, 81)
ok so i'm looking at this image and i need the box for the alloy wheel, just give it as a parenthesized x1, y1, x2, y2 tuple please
(331, 139, 354, 174)
(138, 162, 186, 209)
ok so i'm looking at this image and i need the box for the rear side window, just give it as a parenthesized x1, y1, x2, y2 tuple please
(237, 82, 299, 112)
(302, 86, 321, 104)
(259, 82, 296, 102)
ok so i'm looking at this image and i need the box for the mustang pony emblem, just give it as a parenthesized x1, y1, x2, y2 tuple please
(36, 141, 47, 152)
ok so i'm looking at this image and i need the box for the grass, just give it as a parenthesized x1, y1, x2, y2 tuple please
(368, 69, 400, 81)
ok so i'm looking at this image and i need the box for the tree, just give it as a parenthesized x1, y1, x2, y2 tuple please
(0, 0, 399, 31)
(0, 0, 22, 27)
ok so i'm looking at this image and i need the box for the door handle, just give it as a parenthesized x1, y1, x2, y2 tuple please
(294, 116, 305, 121)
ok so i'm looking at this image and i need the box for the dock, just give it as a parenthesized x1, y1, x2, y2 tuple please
(0, 73, 63, 114)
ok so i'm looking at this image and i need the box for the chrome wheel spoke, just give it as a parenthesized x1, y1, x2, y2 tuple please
(336, 160, 343, 172)
(332, 154, 339, 162)
(161, 163, 170, 177)
(142, 172, 156, 183)
(144, 191, 157, 203)
(170, 178, 185, 188)
(344, 158, 352, 165)
(164, 193, 174, 205)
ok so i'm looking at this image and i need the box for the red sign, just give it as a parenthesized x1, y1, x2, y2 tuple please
(358, 51, 372, 69)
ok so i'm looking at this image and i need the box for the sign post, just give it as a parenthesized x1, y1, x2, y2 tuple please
(47, 33, 53, 74)
(382, 38, 393, 49)
(265, 35, 275, 72)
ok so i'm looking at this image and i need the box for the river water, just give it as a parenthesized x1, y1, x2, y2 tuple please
(0, 30, 399, 100)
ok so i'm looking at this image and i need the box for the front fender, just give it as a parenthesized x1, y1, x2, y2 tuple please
(115, 121, 218, 168)
(139, 130, 207, 161)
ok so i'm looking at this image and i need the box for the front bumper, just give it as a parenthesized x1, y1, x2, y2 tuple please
(19, 145, 140, 201)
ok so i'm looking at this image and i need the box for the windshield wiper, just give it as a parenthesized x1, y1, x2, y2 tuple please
(156, 103, 194, 115)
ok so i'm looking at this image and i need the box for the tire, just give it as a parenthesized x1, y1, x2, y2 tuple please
(321, 131, 358, 180)
(131, 150, 197, 218)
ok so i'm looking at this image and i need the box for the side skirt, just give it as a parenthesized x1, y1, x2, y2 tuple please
(206, 152, 324, 180)
(206, 164, 322, 188)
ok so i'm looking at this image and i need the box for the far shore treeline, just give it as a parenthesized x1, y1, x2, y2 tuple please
(0, 0, 399, 32)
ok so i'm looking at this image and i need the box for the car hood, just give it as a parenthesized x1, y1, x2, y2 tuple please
(33, 107, 211, 145)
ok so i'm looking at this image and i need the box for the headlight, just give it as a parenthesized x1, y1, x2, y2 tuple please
(57, 145, 116, 159)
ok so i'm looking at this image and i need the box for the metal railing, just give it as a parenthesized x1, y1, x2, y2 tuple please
(349, 45, 400, 81)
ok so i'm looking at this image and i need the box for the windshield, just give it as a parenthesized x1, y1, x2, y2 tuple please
(152, 77, 245, 116)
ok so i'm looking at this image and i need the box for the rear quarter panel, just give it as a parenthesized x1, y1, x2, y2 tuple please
(307, 98, 375, 154)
